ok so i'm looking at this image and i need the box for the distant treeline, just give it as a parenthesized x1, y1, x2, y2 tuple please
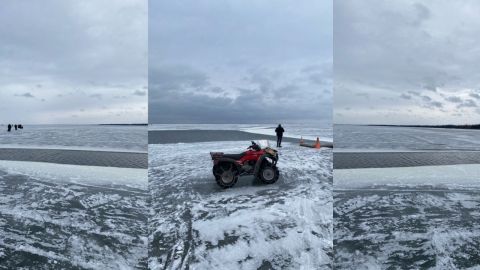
(99, 124, 148, 126)
(369, 124, 480, 130)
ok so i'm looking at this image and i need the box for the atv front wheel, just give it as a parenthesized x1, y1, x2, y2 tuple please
(258, 164, 279, 184)
(213, 162, 239, 188)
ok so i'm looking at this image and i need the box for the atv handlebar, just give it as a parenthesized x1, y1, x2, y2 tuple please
(248, 141, 261, 151)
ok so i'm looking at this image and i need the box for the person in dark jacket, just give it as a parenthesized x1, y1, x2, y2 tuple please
(7, 124, 12, 132)
(275, 124, 285, 147)
(14, 124, 17, 131)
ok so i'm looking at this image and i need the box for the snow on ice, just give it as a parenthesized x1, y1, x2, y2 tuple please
(149, 140, 333, 269)
(0, 161, 148, 269)
(334, 164, 480, 269)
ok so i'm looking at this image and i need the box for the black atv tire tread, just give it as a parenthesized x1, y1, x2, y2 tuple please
(258, 164, 279, 184)
(213, 162, 239, 188)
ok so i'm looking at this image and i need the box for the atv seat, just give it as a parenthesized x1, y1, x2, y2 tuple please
(222, 152, 246, 160)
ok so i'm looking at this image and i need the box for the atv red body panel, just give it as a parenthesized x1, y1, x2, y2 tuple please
(211, 149, 266, 165)
(237, 149, 265, 164)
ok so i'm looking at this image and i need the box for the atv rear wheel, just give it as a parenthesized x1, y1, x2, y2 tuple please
(258, 163, 279, 184)
(213, 162, 239, 188)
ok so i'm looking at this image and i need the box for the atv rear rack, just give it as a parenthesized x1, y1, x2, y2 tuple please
(210, 152, 224, 160)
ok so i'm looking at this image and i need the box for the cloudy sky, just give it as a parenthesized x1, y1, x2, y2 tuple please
(335, 0, 480, 125)
(0, 0, 147, 124)
(149, 0, 332, 125)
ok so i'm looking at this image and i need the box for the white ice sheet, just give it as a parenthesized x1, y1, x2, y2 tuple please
(335, 164, 480, 189)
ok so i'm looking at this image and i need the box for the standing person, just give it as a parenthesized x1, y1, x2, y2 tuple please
(7, 124, 12, 132)
(14, 124, 17, 131)
(275, 124, 285, 147)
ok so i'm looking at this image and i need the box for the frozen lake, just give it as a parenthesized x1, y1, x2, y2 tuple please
(0, 125, 147, 152)
(0, 125, 148, 269)
(148, 129, 332, 147)
(149, 140, 332, 269)
(150, 123, 333, 142)
(335, 125, 480, 151)
(334, 165, 480, 269)
(334, 125, 480, 268)
(0, 161, 148, 269)
(0, 148, 147, 168)
(334, 151, 480, 169)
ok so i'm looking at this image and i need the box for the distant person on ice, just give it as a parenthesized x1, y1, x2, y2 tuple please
(275, 124, 285, 147)
(14, 124, 17, 131)
(7, 124, 12, 132)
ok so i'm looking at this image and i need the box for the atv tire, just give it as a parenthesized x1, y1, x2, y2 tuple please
(258, 163, 279, 184)
(213, 162, 239, 188)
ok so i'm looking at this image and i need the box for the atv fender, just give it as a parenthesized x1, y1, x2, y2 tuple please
(254, 154, 276, 177)
(214, 158, 242, 171)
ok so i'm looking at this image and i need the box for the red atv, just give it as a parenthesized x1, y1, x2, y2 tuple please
(210, 141, 280, 188)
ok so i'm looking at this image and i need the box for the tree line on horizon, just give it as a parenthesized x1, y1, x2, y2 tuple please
(369, 124, 480, 130)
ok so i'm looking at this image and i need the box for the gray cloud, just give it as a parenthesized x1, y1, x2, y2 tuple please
(133, 90, 146, 96)
(15, 92, 35, 98)
(412, 3, 430, 26)
(427, 101, 443, 109)
(149, 64, 332, 124)
(0, 0, 147, 124)
(149, 0, 332, 125)
(421, 95, 432, 102)
(89, 93, 103, 99)
(445, 96, 462, 103)
(470, 91, 480, 100)
(335, 0, 480, 125)
(458, 99, 477, 108)
(356, 93, 370, 99)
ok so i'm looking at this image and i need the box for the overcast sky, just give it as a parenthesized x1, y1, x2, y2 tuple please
(335, 0, 480, 125)
(149, 0, 332, 125)
(0, 0, 147, 124)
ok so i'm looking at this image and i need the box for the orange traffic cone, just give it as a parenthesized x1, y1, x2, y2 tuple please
(314, 137, 321, 149)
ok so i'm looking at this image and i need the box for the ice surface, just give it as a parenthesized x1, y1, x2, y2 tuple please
(0, 160, 147, 189)
(334, 188, 480, 269)
(149, 123, 261, 131)
(241, 125, 333, 142)
(335, 164, 480, 189)
(334, 165, 480, 269)
(0, 161, 148, 269)
(149, 123, 333, 142)
(0, 125, 147, 152)
(149, 141, 332, 269)
(0, 124, 148, 268)
(335, 125, 480, 151)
